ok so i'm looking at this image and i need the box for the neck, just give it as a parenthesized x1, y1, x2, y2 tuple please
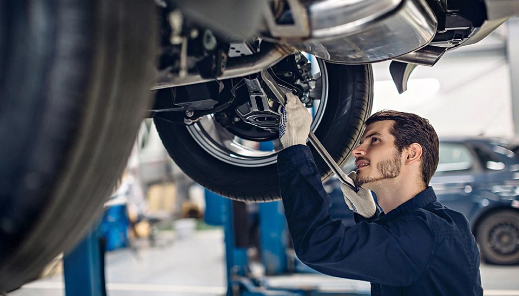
(371, 177, 426, 213)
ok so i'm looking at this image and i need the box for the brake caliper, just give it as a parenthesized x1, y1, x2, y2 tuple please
(236, 78, 281, 133)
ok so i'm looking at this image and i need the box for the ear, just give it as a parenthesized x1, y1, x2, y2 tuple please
(405, 143, 422, 165)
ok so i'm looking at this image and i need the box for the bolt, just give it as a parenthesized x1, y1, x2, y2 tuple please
(220, 52, 228, 71)
(203, 30, 217, 51)
(283, 71, 293, 77)
(185, 109, 194, 118)
(190, 29, 199, 39)
(301, 96, 311, 104)
(268, 98, 275, 108)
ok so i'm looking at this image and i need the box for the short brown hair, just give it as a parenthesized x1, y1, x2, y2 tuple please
(365, 110, 439, 185)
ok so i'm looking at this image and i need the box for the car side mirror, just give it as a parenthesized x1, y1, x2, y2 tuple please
(486, 161, 505, 171)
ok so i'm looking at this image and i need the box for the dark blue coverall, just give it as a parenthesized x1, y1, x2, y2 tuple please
(277, 145, 483, 296)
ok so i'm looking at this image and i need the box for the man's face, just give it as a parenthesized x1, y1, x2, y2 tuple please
(351, 120, 402, 187)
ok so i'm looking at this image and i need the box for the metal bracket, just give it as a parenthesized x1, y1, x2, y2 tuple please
(389, 61, 418, 94)
(262, 0, 310, 38)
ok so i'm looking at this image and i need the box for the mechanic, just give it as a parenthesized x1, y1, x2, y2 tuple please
(277, 93, 483, 295)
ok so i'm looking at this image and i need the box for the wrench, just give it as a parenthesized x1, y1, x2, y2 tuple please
(260, 70, 359, 192)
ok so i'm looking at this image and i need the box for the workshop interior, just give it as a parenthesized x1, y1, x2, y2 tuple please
(2, 0, 519, 295)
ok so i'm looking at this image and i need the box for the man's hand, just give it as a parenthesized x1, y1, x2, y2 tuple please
(279, 93, 312, 149)
(341, 172, 376, 218)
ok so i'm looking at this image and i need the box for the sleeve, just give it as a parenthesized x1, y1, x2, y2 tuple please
(277, 145, 434, 286)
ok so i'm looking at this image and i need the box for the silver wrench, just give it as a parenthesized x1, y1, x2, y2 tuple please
(261, 70, 359, 192)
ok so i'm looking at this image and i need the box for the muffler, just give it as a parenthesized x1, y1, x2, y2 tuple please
(263, 0, 438, 64)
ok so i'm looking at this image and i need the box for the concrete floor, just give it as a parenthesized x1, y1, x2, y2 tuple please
(9, 229, 519, 296)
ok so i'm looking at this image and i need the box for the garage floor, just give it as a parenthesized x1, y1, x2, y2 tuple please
(9, 229, 519, 296)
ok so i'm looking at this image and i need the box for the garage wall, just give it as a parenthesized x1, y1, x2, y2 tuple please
(370, 28, 514, 138)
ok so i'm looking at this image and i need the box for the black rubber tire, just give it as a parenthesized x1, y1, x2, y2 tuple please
(154, 63, 373, 202)
(0, 0, 157, 291)
(477, 210, 519, 265)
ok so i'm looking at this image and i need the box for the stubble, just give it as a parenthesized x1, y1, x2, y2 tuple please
(356, 151, 402, 185)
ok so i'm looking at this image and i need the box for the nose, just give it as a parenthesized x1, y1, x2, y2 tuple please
(352, 143, 366, 157)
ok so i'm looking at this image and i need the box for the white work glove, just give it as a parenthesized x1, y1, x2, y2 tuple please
(279, 93, 312, 148)
(341, 172, 377, 218)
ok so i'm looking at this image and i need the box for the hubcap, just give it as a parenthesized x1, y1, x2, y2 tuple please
(489, 223, 519, 255)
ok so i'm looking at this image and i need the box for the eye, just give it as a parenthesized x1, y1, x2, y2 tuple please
(371, 137, 379, 143)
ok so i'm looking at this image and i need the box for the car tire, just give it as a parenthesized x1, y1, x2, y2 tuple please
(154, 62, 373, 202)
(0, 0, 156, 291)
(477, 210, 519, 265)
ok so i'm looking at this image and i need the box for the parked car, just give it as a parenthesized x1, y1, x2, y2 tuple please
(325, 137, 519, 265)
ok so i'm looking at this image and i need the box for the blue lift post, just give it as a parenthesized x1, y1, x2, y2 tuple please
(257, 141, 289, 276)
(258, 201, 288, 275)
(63, 190, 130, 296)
(63, 224, 106, 296)
(219, 194, 301, 296)
(222, 198, 253, 296)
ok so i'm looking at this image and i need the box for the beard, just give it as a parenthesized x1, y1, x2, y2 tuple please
(356, 151, 402, 186)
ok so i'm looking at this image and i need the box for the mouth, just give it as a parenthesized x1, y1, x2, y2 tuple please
(355, 160, 369, 170)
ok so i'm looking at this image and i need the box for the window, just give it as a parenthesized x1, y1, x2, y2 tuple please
(437, 143, 474, 173)
(473, 145, 505, 171)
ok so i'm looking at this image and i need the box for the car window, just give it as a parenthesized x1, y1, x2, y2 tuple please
(437, 143, 474, 173)
(473, 145, 505, 171)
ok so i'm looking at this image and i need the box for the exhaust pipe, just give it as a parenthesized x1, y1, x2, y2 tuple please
(263, 0, 438, 64)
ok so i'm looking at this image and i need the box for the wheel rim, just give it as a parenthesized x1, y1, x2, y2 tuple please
(187, 57, 329, 167)
(489, 222, 519, 256)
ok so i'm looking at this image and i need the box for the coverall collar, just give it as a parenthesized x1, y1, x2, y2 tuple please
(377, 186, 437, 222)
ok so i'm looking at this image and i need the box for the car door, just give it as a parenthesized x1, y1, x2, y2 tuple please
(430, 142, 483, 219)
